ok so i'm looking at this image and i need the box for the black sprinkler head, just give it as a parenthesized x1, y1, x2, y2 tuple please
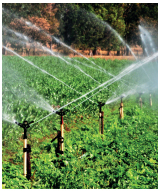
(98, 102, 105, 113)
(16, 120, 34, 129)
(120, 94, 125, 102)
(139, 92, 144, 96)
(98, 102, 105, 107)
(56, 109, 69, 116)
(14, 120, 19, 125)
(16, 120, 34, 139)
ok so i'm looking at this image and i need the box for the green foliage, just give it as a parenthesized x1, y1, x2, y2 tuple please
(2, 56, 158, 188)
(2, 3, 45, 19)
(2, 3, 158, 55)
(57, 3, 126, 52)
(56, 3, 158, 53)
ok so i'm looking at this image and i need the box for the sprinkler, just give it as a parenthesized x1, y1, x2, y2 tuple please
(119, 95, 124, 119)
(139, 92, 143, 108)
(15, 120, 34, 179)
(98, 102, 105, 135)
(149, 94, 152, 107)
(51, 109, 69, 156)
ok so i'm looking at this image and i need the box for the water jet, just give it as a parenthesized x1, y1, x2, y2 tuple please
(149, 94, 152, 107)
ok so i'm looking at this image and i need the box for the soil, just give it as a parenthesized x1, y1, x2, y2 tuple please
(3, 45, 143, 60)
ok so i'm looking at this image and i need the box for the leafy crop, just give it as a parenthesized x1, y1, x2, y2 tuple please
(2, 56, 158, 189)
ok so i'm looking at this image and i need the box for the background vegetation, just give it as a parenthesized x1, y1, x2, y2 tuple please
(2, 3, 158, 55)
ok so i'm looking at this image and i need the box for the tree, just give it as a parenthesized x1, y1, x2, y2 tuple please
(2, 3, 45, 55)
(41, 3, 60, 49)
(2, 3, 60, 54)
(123, 3, 158, 55)
(56, 3, 126, 55)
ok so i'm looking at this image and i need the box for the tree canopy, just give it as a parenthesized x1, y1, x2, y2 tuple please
(2, 3, 158, 55)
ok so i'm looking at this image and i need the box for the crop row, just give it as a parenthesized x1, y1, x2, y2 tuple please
(2, 56, 158, 189)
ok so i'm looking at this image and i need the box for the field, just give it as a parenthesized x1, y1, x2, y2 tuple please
(2, 56, 158, 189)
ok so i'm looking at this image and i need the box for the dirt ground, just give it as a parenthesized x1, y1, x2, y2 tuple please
(68, 55, 138, 60)
(3, 44, 143, 60)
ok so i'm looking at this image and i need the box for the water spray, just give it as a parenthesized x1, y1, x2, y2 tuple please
(15, 120, 34, 179)
(31, 52, 158, 126)
(51, 109, 69, 156)
(98, 102, 105, 135)
(119, 95, 124, 119)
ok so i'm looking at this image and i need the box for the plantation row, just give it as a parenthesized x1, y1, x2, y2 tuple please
(2, 56, 158, 188)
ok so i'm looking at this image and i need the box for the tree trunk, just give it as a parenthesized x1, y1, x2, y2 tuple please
(2, 40, 7, 55)
(2, 47, 6, 55)
(89, 50, 93, 56)
(124, 47, 126, 55)
(117, 50, 120, 56)
(93, 47, 97, 56)
(26, 49, 30, 56)
(126, 48, 129, 56)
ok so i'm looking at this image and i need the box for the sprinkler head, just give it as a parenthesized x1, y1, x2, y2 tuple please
(98, 102, 105, 106)
(14, 120, 19, 125)
(16, 120, 34, 139)
(121, 94, 125, 98)
(139, 92, 144, 97)
(98, 102, 105, 113)
(56, 109, 69, 116)
(16, 120, 34, 129)
(120, 94, 125, 102)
